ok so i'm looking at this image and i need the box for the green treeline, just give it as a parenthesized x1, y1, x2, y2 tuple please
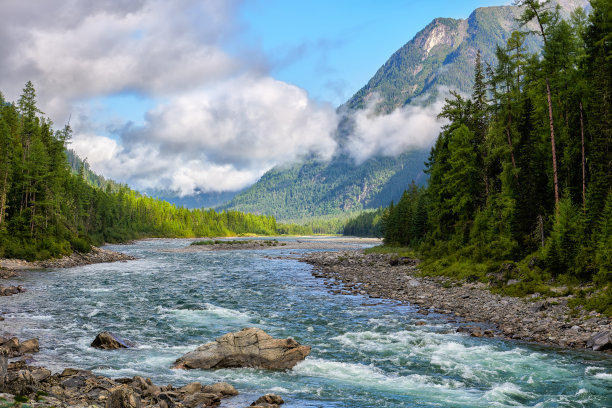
(353, 1, 611, 300)
(0, 83, 278, 260)
(342, 208, 385, 237)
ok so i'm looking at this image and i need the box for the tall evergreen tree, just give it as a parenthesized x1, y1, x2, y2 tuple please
(515, 0, 561, 212)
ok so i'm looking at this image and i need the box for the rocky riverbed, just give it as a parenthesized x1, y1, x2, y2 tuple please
(0, 355, 284, 408)
(0, 247, 135, 275)
(302, 250, 612, 352)
(166, 237, 381, 253)
(1, 330, 288, 408)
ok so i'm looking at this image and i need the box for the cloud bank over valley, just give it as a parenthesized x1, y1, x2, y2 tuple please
(0, 0, 445, 196)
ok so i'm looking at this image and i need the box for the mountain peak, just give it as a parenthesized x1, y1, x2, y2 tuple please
(219, 0, 591, 221)
(344, 0, 589, 114)
(416, 18, 467, 57)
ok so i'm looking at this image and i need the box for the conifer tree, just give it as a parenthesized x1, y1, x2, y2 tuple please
(515, 0, 561, 212)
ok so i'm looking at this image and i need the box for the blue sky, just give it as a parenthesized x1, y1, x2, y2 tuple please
(238, 0, 509, 105)
(90, 0, 509, 135)
(0, 0, 511, 194)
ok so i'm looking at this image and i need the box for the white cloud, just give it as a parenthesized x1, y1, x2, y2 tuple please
(0, 0, 344, 195)
(0, 0, 444, 197)
(0, 0, 241, 121)
(346, 95, 447, 164)
(74, 75, 338, 195)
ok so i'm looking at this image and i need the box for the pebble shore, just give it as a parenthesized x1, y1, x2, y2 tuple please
(0, 247, 135, 272)
(302, 250, 612, 352)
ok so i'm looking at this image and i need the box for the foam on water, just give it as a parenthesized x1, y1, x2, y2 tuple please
(294, 358, 465, 392)
(2, 238, 611, 408)
(593, 372, 612, 380)
(155, 303, 255, 326)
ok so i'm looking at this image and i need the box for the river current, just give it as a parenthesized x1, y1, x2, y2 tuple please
(1, 238, 611, 407)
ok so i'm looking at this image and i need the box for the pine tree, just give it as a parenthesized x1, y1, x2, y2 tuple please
(515, 0, 561, 212)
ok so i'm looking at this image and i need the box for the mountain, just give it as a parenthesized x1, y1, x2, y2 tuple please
(220, 0, 588, 221)
(218, 150, 428, 221)
(145, 189, 240, 209)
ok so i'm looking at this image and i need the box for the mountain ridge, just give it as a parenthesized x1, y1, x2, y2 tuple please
(218, 0, 588, 220)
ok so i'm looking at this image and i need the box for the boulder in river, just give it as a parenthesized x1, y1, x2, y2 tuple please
(172, 328, 310, 370)
(202, 382, 239, 397)
(0, 285, 26, 296)
(91, 332, 134, 349)
(251, 393, 284, 406)
(18, 338, 39, 355)
(0, 337, 39, 357)
(586, 331, 611, 351)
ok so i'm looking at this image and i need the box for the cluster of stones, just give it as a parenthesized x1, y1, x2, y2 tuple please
(0, 328, 306, 408)
(35, 247, 136, 268)
(0, 337, 39, 358)
(0, 247, 135, 272)
(0, 360, 241, 408)
(303, 251, 612, 352)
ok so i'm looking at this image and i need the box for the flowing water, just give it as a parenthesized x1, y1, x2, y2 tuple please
(1, 238, 611, 407)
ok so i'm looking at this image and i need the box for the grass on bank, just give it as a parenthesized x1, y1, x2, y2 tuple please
(366, 245, 612, 317)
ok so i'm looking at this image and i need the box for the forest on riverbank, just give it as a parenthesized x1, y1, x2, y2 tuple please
(0, 84, 283, 260)
(345, 0, 611, 312)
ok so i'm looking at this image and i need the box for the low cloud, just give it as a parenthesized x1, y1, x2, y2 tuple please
(345, 94, 447, 164)
(75, 75, 338, 196)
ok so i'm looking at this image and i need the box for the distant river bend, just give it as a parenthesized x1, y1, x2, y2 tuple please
(1, 238, 611, 407)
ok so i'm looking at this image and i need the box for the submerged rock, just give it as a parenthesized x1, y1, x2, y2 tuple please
(91, 332, 134, 349)
(173, 328, 310, 370)
(0, 285, 26, 296)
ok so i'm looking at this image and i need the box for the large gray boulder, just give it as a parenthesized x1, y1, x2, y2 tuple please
(173, 328, 310, 370)
(586, 331, 611, 351)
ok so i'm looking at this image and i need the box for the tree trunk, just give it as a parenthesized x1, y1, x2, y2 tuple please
(0, 170, 8, 225)
(546, 78, 560, 213)
(505, 86, 519, 178)
(580, 101, 586, 212)
(537, 214, 545, 248)
(506, 125, 518, 171)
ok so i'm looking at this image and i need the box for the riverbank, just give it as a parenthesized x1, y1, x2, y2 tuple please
(0, 246, 135, 273)
(0, 357, 279, 408)
(1, 238, 611, 406)
(301, 250, 612, 352)
(165, 237, 382, 253)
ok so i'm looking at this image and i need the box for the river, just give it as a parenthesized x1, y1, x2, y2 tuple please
(1, 238, 611, 407)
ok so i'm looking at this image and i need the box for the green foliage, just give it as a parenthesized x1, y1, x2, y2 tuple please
(342, 208, 385, 237)
(0, 84, 289, 260)
(377, 2, 610, 313)
(569, 288, 612, 316)
(382, 182, 429, 246)
(191, 240, 216, 245)
(220, 150, 428, 222)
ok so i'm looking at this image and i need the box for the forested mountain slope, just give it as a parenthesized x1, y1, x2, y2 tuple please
(218, 150, 428, 221)
(0, 83, 280, 260)
(220, 0, 588, 221)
